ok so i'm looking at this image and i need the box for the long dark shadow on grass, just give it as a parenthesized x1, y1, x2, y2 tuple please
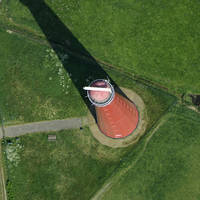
(19, 0, 126, 119)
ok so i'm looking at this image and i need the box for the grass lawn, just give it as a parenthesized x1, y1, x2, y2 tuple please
(102, 105, 200, 200)
(1, 1, 200, 199)
(1, 0, 200, 94)
(0, 28, 87, 125)
(0, 27, 176, 126)
(2, 127, 138, 200)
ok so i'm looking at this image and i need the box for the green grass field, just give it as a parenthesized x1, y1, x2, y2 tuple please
(0, 27, 175, 126)
(0, 28, 87, 125)
(2, 127, 137, 200)
(102, 106, 200, 200)
(0, 0, 200, 199)
(0, 29, 179, 200)
(2, 105, 200, 200)
(1, 0, 200, 94)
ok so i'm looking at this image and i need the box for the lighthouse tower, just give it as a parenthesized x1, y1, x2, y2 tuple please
(85, 79, 139, 139)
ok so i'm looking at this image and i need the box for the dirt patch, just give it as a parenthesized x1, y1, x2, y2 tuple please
(187, 105, 200, 114)
(87, 87, 147, 148)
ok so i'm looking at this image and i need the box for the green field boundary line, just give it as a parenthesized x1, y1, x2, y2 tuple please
(0, 21, 49, 47)
(171, 108, 200, 123)
(0, 145, 7, 200)
(96, 60, 169, 91)
(0, 109, 7, 200)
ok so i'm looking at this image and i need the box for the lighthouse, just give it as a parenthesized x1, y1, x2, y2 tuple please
(84, 79, 139, 139)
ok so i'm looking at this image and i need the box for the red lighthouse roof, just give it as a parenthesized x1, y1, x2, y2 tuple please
(86, 79, 139, 139)
(96, 93, 139, 138)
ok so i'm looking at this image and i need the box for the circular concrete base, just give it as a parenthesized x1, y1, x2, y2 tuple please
(87, 87, 147, 148)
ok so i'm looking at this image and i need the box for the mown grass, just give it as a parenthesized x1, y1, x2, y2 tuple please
(0, 1, 199, 199)
(102, 105, 200, 200)
(1, 127, 138, 200)
(0, 27, 176, 126)
(0, 29, 87, 125)
(0, 80, 176, 200)
(1, 0, 200, 94)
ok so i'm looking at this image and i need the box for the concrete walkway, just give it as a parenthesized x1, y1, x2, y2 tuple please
(0, 117, 88, 138)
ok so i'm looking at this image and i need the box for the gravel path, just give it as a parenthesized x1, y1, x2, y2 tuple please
(0, 117, 87, 138)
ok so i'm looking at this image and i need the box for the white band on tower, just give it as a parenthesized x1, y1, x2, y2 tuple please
(83, 87, 112, 92)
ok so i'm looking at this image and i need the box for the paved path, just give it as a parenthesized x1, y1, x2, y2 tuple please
(0, 117, 88, 138)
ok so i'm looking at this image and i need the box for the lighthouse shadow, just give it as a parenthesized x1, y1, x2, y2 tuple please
(89, 104, 98, 123)
(19, 0, 129, 120)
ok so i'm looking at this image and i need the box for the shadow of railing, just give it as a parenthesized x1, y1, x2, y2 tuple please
(20, 0, 127, 120)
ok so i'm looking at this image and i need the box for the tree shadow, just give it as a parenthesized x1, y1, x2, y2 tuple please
(20, 0, 127, 120)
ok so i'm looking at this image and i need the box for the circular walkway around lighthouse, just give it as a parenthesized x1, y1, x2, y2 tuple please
(87, 87, 147, 148)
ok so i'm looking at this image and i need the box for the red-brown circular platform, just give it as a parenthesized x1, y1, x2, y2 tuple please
(87, 80, 139, 139)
